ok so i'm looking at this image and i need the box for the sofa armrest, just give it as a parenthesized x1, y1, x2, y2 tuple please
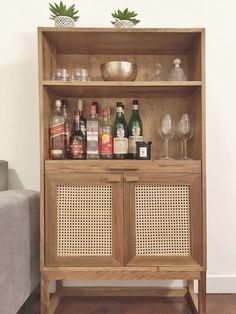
(0, 160, 8, 191)
(0, 190, 40, 314)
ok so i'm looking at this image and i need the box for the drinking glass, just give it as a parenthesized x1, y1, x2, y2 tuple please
(159, 114, 175, 160)
(177, 114, 193, 160)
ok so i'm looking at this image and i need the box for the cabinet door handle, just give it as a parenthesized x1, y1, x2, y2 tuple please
(107, 166, 138, 171)
(108, 176, 122, 182)
(125, 175, 140, 182)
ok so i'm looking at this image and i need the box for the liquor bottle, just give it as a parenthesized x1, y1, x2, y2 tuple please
(76, 98, 86, 136)
(49, 99, 65, 160)
(86, 103, 99, 159)
(99, 108, 113, 159)
(113, 102, 128, 159)
(128, 100, 143, 159)
(68, 111, 86, 159)
(61, 99, 71, 157)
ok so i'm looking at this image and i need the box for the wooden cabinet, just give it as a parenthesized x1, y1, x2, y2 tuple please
(39, 28, 206, 314)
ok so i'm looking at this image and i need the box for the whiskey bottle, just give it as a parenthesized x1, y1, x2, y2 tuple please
(99, 108, 113, 159)
(61, 99, 71, 157)
(113, 102, 128, 159)
(76, 98, 86, 136)
(49, 99, 65, 160)
(128, 100, 143, 159)
(86, 103, 99, 159)
(68, 111, 86, 159)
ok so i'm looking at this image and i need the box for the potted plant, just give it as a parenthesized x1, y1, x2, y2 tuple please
(49, 1, 79, 28)
(111, 8, 140, 28)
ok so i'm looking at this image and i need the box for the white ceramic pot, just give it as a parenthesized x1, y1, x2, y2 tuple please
(114, 20, 134, 28)
(55, 16, 75, 28)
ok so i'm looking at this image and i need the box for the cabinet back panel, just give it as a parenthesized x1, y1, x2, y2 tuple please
(56, 54, 195, 81)
(44, 93, 202, 161)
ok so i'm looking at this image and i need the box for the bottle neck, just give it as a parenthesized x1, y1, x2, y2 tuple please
(74, 114, 80, 131)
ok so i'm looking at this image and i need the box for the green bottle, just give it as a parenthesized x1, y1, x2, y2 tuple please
(113, 102, 128, 159)
(128, 100, 143, 159)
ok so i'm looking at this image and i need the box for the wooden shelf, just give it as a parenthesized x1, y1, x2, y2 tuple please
(40, 27, 202, 55)
(43, 80, 201, 98)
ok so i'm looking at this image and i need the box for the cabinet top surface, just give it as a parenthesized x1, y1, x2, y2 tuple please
(38, 27, 205, 33)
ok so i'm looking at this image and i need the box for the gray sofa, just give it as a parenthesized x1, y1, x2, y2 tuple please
(0, 161, 40, 314)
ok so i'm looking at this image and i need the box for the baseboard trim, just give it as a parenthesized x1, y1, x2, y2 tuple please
(205, 274, 236, 293)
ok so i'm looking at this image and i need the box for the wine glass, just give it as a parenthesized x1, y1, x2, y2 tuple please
(177, 114, 193, 160)
(159, 114, 175, 160)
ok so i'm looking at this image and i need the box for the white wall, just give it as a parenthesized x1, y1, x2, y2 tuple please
(1, 0, 236, 292)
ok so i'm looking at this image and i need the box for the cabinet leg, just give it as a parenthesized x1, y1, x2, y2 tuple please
(41, 273, 50, 314)
(198, 271, 206, 314)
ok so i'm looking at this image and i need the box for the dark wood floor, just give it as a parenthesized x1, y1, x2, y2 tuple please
(18, 291, 236, 314)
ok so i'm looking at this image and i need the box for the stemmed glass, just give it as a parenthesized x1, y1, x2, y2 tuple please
(177, 114, 193, 160)
(159, 114, 175, 160)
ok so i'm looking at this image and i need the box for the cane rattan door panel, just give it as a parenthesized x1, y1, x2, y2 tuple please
(45, 172, 123, 266)
(124, 173, 202, 267)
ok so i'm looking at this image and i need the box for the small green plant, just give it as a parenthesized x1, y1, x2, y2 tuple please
(111, 8, 140, 25)
(49, 1, 79, 21)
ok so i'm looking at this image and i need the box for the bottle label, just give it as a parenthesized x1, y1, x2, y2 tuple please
(70, 139, 83, 157)
(117, 127, 125, 138)
(87, 120, 99, 154)
(50, 123, 64, 138)
(99, 133, 113, 155)
(114, 138, 128, 154)
(51, 149, 63, 156)
(129, 136, 143, 154)
(132, 123, 141, 136)
(139, 147, 148, 158)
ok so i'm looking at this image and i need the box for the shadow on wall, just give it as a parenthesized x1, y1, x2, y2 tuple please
(8, 169, 24, 189)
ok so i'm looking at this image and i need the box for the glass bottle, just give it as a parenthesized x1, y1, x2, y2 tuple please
(61, 99, 71, 158)
(113, 102, 128, 159)
(76, 98, 86, 136)
(86, 104, 99, 159)
(128, 100, 143, 159)
(168, 58, 186, 81)
(49, 99, 65, 160)
(152, 63, 163, 81)
(68, 111, 86, 159)
(99, 108, 113, 159)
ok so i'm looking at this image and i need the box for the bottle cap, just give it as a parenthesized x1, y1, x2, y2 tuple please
(61, 99, 68, 107)
(133, 99, 139, 105)
(90, 104, 96, 116)
(102, 108, 108, 117)
(77, 99, 83, 111)
(116, 102, 123, 107)
(55, 99, 61, 107)
(173, 58, 181, 67)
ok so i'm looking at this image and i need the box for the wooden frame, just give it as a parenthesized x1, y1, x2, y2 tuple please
(124, 173, 202, 267)
(38, 28, 206, 314)
(45, 172, 124, 266)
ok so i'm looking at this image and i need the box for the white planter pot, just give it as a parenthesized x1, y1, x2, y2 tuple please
(114, 20, 134, 28)
(55, 16, 75, 28)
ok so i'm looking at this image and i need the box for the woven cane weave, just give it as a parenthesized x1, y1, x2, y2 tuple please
(135, 185, 191, 256)
(57, 185, 112, 256)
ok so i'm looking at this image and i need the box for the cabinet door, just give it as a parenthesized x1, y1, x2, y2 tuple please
(45, 172, 123, 266)
(124, 173, 202, 267)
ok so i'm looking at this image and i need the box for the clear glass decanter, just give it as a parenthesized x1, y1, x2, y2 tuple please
(168, 58, 186, 81)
